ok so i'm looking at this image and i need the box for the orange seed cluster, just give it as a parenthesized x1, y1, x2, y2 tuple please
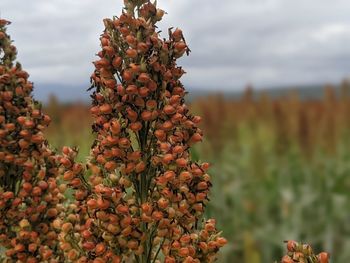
(59, 0, 226, 262)
(280, 241, 329, 263)
(0, 19, 65, 262)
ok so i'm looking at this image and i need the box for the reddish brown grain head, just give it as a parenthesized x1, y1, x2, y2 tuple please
(0, 20, 64, 261)
(58, 0, 225, 262)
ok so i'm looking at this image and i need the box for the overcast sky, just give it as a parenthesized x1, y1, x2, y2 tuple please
(1, 0, 350, 101)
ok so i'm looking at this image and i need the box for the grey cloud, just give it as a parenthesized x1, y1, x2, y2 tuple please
(1, 0, 350, 101)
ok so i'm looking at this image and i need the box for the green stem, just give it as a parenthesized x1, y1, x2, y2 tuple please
(151, 239, 165, 263)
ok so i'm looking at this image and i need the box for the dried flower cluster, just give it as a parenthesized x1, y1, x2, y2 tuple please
(0, 20, 64, 262)
(58, 0, 226, 262)
(279, 241, 329, 263)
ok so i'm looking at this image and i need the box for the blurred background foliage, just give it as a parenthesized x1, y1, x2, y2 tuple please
(44, 82, 350, 263)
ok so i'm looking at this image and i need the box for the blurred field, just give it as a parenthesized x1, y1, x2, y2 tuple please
(44, 83, 350, 263)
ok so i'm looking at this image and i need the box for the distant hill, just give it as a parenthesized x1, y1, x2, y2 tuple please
(187, 82, 348, 101)
(37, 81, 350, 104)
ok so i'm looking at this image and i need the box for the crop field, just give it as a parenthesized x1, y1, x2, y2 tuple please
(0, 0, 345, 261)
(43, 83, 350, 263)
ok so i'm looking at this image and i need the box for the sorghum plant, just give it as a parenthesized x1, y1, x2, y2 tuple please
(279, 241, 329, 263)
(59, 0, 227, 262)
(0, 20, 64, 262)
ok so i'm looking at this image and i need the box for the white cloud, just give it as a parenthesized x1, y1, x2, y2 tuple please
(312, 23, 350, 42)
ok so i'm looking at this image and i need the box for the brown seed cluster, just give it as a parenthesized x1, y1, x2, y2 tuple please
(0, 19, 65, 262)
(59, 0, 226, 262)
(280, 241, 329, 263)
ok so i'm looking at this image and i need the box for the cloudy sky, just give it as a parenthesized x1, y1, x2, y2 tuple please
(1, 0, 350, 101)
